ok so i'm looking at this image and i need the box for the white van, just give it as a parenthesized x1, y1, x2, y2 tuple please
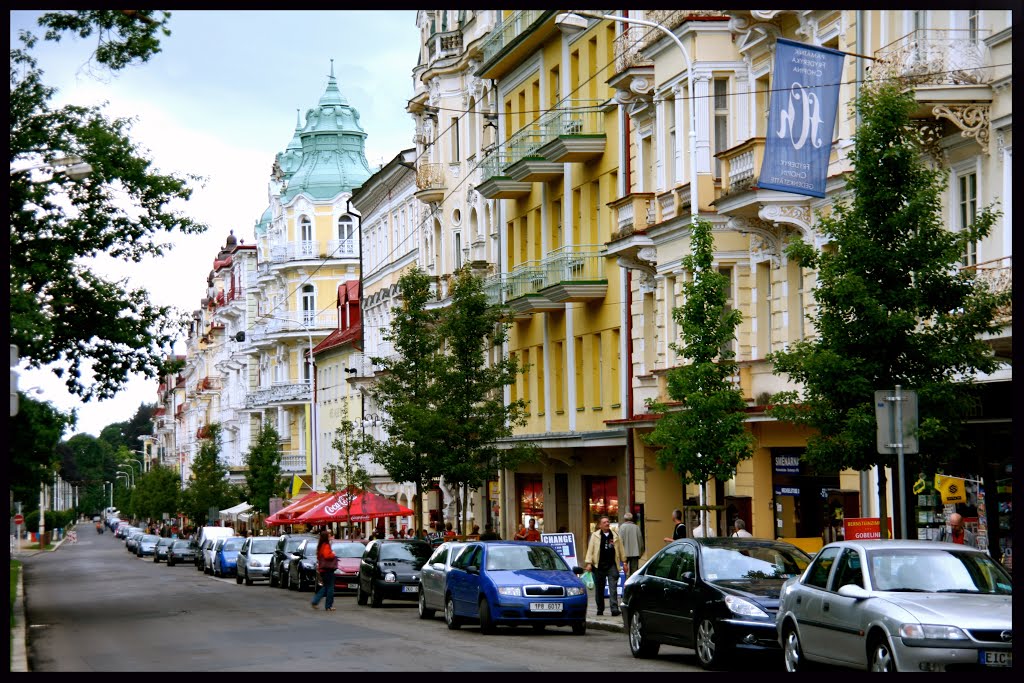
(197, 525, 235, 547)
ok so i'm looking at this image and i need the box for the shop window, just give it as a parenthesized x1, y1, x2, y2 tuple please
(516, 474, 544, 529)
(585, 475, 619, 532)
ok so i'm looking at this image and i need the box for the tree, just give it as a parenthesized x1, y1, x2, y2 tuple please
(63, 433, 116, 514)
(244, 422, 286, 514)
(10, 11, 207, 400)
(766, 82, 1008, 528)
(645, 218, 754, 535)
(9, 391, 77, 512)
(179, 423, 232, 526)
(128, 465, 180, 522)
(434, 267, 538, 534)
(324, 415, 373, 494)
(362, 267, 447, 534)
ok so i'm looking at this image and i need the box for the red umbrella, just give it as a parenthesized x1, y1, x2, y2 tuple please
(265, 491, 334, 526)
(295, 489, 415, 525)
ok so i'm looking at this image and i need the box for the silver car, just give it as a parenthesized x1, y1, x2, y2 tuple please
(236, 536, 279, 585)
(777, 539, 1012, 672)
(417, 541, 466, 619)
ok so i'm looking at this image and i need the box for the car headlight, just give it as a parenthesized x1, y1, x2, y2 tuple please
(497, 586, 523, 597)
(384, 572, 397, 583)
(899, 624, 969, 640)
(251, 560, 262, 567)
(565, 587, 585, 596)
(724, 595, 770, 619)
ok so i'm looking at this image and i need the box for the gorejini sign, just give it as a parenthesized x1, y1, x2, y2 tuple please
(843, 517, 893, 540)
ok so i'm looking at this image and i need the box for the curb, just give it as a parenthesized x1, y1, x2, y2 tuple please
(12, 561, 28, 672)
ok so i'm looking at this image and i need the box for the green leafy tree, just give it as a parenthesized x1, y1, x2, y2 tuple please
(645, 218, 753, 535)
(244, 422, 286, 514)
(361, 267, 447, 534)
(9, 391, 76, 513)
(128, 465, 180, 522)
(435, 267, 538, 534)
(179, 423, 232, 526)
(767, 82, 1009, 529)
(63, 433, 116, 514)
(10, 11, 207, 400)
(324, 414, 373, 495)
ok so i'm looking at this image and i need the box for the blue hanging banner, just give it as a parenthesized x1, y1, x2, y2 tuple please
(759, 38, 845, 199)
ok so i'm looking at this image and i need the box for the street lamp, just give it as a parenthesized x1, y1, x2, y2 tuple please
(10, 154, 93, 181)
(555, 11, 701, 229)
(105, 481, 113, 511)
(257, 313, 318, 487)
(117, 469, 133, 488)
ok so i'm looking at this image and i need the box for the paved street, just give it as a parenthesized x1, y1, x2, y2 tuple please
(17, 528, 786, 672)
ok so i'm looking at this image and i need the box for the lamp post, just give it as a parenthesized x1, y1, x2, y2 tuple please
(138, 435, 154, 471)
(10, 155, 93, 181)
(555, 12, 701, 229)
(117, 469, 133, 489)
(258, 313, 318, 488)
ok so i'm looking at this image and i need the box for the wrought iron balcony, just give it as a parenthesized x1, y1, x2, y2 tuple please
(962, 255, 1012, 324)
(414, 162, 446, 204)
(873, 29, 992, 87)
(480, 10, 553, 67)
(244, 381, 311, 409)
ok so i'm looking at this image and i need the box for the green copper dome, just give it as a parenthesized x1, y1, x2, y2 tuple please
(254, 204, 273, 236)
(276, 110, 305, 180)
(282, 60, 372, 202)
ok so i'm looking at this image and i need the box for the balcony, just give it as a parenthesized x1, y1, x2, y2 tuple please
(326, 238, 357, 257)
(252, 312, 337, 338)
(504, 122, 562, 183)
(716, 137, 766, 198)
(244, 381, 311, 409)
(269, 240, 356, 262)
(503, 261, 564, 317)
(963, 256, 1012, 325)
(535, 104, 607, 163)
(478, 10, 558, 80)
(199, 376, 222, 393)
(608, 193, 656, 241)
(427, 28, 463, 63)
(279, 450, 308, 473)
(477, 149, 532, 199)
(537, 245, 608, 303)
(414, 162, 446, 204)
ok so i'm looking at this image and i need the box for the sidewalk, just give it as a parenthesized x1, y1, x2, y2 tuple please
(10, 524, 73, 672)
(584, 590, 626, 634)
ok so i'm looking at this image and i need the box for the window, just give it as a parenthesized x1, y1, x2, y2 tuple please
(553, 340, 564, 413)
(959, 171, 978, 266)
(648, 545, 682, 579)
(522, 348, 531, 412)
(713, 78, 729, 178)
(609, 328, 620, 406)
(675, 544, 696, 579)
(299, 215, 314, 256)
(756, 261, 773, 356)
(831, 549, 864, 590)
(803, 546, 839, 589)
(593, 334, 603, 407)
(968, 9, 979, 44)
(718, 266, 736, 357)
(535, 347, 545, 415)
(454, 232, 462, 270)
(450, 117, 460, 162)
(666, 95, 676, 187)
(574, 336, 584, 410)
(301, 285, 315, 327)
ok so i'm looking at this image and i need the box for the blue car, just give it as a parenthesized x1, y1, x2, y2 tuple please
(443, 541, 587, 635)
(212, 536, 245, 577)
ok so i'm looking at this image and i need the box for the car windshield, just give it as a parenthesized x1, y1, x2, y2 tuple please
(285, 537, 308, 552)
(485, 545, 569, 571)
(171, 541, 191, 550)
(379, 542, 433, 563)
(142, 535, 159, 544)
(701, 544, 810, 581)
(331, 542, 365, 558)
(251, 539, 278, 554)
(157, 537, 173, 545)
(868, 548, 1013, 594)
(302, 543, 319, 558)
(223, 538, 244, 551)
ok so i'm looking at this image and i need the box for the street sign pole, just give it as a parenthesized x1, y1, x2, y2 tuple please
(894, 385, 907, 540)
(876, 386, 918, 540)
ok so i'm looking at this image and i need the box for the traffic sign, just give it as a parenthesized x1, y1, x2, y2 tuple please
(14, 514, 24, 525)
(875, 388, 918, 454)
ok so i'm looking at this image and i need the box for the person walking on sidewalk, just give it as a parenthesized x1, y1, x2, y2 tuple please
(618, 512, 644, 576)
(310, 530, 338, 612)
(663, 508, 687, 543)
(585, 516, 626, 617)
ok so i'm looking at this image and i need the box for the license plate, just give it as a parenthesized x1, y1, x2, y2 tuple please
(981, 651, 1011, 667)
(402, 585, 419, 593)
(529, 602, 563, 612)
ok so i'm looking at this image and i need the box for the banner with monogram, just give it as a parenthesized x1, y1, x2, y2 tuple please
(759, 38, 845, 198)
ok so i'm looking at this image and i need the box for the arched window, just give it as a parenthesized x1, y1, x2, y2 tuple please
(338, 215, 355, 245)
(299, 215, 314, 256)
(301, 284, 315, 327)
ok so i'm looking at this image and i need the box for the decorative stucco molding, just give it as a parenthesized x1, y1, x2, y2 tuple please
(932, 104, 991, 155)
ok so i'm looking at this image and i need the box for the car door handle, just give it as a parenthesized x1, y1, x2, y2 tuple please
(823, 601, 830, 612)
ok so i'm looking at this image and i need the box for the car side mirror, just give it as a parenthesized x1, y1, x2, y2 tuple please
(433, 562, 445, 570)
(466, 565, 480, 575)
(572, 566, 585, 575)
(837, 584, 871, 600)
(680, 571, 696, 584)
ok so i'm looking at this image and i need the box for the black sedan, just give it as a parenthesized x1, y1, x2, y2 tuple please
(167, 539, 197, 567)
(356, 539, 433, 607)
(288, 538, 321, 592)
(620, 537, 812, 670)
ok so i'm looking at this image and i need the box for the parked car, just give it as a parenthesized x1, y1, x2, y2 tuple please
(197, 538, 217, 573)
(212, 536, 245, 577)
(442, 541, 587, 634)
(136, 534, 160, 557)
(288, 538, 321, 591)
(236, 536, 279, 585)
(776, 539, 1013, 672)
(153, 536, 175, 563)
(270, 534, 316, 589)
(357, 539, 433, 608)
(325, 541, 367, 593)
(167, 539, 197, 567)
(620, 537, 812, 668)
(418, 541, 467, 619)
(125, 530, 145, 553)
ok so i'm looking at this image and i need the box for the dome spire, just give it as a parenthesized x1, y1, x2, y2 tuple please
(318, 58, 347, 106)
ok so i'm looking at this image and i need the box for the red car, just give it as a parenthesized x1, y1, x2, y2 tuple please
(316, 540, 366, 593)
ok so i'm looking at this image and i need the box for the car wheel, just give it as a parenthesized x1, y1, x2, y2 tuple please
(245, 573, 253, 586)
(478, 599, 496, 634)
(418, 590, 435, 619)
(782, 625, 806, 672)
(445, 595, 461, 630)
(629, 611, 660, 658)
(695, 616, 729, 670)
(869, 634, 898, 672)
(236, 572, 243, 584)
(356, 580, 368, 606)
(369, 581, 382, 608)
(572, 620, 586, 636)
(287, 571, 297, 591)
(153, 554, 159, 563)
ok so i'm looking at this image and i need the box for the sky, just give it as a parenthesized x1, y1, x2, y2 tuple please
(11, 10, 422, 438)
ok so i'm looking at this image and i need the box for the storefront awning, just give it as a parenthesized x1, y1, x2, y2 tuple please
(219, 502, 253, 520)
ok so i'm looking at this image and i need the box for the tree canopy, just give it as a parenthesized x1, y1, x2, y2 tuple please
(10, 10, 206, 400)
(244, 422, 286, 514)
(767, 81, 1009, 478)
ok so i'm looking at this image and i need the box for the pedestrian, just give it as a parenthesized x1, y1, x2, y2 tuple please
(479, 524, 500, 541)
(468, 524, 481, 540)
(663, 508, 687, 543)
(584, 516, 626, 617)
(691, 519, 716, 537)
(731, 518, 753, 538)
(618, 512, 644, 575)
(310, 530, 338, 612)
(444, 522, 457, 540)
(514, 517, 541, 541)
(937, 512, 977, 547)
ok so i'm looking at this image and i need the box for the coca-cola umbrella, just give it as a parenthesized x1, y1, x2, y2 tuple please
(295, 489, 415, 525)
(265, 491, 334, 526)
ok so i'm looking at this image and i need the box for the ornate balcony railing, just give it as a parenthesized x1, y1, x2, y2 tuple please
(962, 255, 1012, 322)
(326, 238, 357, 257)
(253, 312, 336, 336)
(269, 241, 322, 262)
(539, 103, 605, 139)
(279, 451, 307, 473)
(427, 28, 463, 62)
(480, 10, 550, 65)
(416, 162, 446, 191)
(245, 381, 311, 408)
(542, 245, 606, 284)
(609, 193, 657, 239)
(872, 29, 992, 86)
(716, 137, 766, 196)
